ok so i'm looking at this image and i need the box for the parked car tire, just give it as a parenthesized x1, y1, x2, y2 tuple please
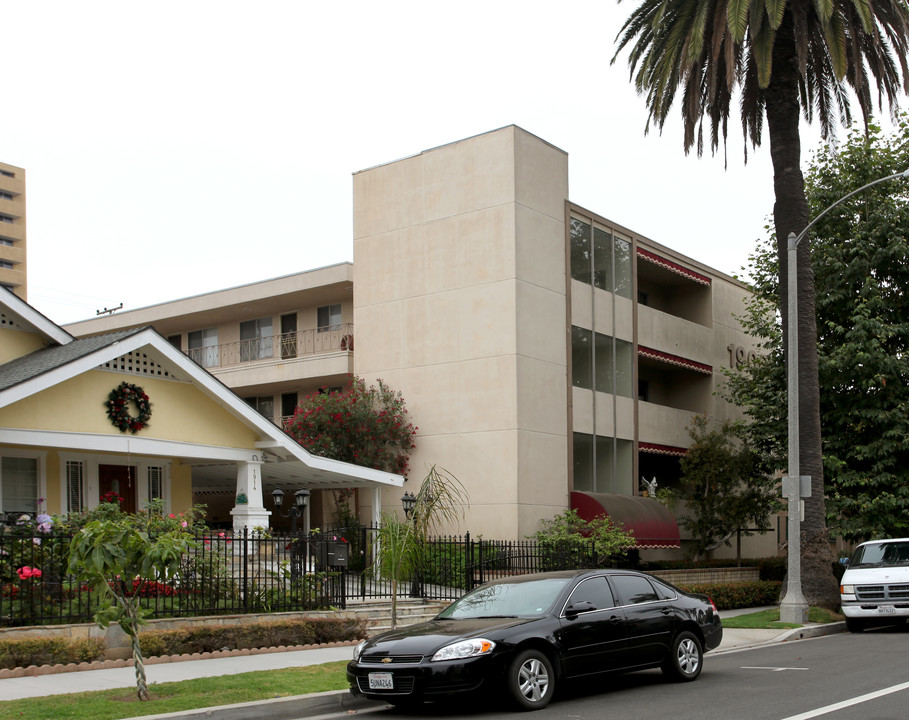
(661, 630, 703, 682)
(506, 649, 555, 710)
(845, 617, 866, 633)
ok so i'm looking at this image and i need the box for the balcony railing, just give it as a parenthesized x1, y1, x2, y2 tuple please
(188, 324, 353, 370)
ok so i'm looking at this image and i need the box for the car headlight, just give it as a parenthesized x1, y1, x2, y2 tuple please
(353, 640, 367, 661)
(431, 638, 496, 662)
(841, 584, 855, 595)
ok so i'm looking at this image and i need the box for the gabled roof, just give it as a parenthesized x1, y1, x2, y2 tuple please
(0, 286, 73, 346)
(0, 290, 403, 491)
(0, 327, 143, 393)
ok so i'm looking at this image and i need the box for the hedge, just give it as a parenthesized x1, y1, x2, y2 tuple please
(139, 616, 368, 657)
(678, 581, 782, 610)
(0, 637, 105, 670)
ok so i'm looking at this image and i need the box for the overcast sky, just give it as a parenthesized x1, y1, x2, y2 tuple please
(7, 1, 837, 325)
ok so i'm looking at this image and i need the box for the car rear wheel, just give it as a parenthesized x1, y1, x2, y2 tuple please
(845, 617, 866, 633)
(506, 649, 555, 710)
(661, 630, 703, 682)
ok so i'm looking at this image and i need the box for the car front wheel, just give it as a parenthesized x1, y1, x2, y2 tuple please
(661, 630, 703, 682)
(506, 649, 555, 710)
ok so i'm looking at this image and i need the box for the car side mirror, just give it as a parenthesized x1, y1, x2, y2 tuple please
(565, 600, 596, 619)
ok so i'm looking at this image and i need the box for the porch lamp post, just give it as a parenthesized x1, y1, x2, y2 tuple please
(401, 492, 416, 520)
(401, 491, 421, 597)
(780, 167, 909, 625)
(270, 487, 311, 534)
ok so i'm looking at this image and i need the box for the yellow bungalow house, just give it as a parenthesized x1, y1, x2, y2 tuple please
(0, 287, 402, 530)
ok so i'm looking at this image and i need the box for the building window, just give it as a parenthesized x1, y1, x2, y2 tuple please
(148, 466, 164, 502)
(318, 386, 343, 395)
(167, 334, 182, 350)
(0, 261, 12, 269)
(65, 461, 84, 514)
(188, 328, 219, 368)
(0, 192, 12, 201)
(0, 169, 14, 178)
(317, 304, 342, 332)
(570, 218, 592, 284)
(1, 456, 38, 514)
(245, 395, 275, 420)
(638, 379, 650, 402)
(0, 238, 12, 246)
(569, 217, 633, 299)
(572, 326, 633, 398)
(573, 434, 633, 494)
(0, 215, 13, 224)
(571, 326, 593, 389)
(281, 392, 299, 418)
(240, 317, 274, 361)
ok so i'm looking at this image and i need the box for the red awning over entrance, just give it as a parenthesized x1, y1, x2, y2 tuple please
(571, 491, 681, 549)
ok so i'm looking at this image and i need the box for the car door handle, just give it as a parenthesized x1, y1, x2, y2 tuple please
(609, 615, 622, 624)
(660, 608, 673, 615)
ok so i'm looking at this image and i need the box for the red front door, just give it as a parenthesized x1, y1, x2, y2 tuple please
(98, 464, 137, 513)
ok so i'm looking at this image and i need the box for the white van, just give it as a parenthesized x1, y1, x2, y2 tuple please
(840, 537, 909, 633)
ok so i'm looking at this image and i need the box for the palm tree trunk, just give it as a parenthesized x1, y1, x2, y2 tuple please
(765, 12, 839, 609)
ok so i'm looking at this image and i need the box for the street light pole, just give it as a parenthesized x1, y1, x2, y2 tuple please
(780, 168, 909, 624)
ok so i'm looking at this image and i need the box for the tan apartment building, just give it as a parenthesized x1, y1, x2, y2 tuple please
(68, 126, 773, 557)
(0, 162, 26, 301)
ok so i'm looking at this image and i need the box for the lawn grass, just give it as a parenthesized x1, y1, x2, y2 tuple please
(722, 606, 843, 629)
(0, 661, 350, 720)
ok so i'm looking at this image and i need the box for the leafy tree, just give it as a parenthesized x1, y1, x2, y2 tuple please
(285, 376, 417, 477)
(662, 416, 782, 564)
(727, 118, 909, 541)
(66, 505, 199, 701)
(531, 509, 636, 566)
(612, 0, 909, 607)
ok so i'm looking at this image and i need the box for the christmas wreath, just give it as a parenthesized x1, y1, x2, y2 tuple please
(106, 382, 151, 433)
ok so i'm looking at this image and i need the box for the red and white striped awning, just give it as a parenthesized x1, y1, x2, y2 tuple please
(638, 346, 712, 375)
(637, 248, 711, 286)
(638, 442, 688, 457)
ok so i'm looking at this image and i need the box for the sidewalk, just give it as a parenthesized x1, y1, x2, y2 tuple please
(0, 607, 845, 718)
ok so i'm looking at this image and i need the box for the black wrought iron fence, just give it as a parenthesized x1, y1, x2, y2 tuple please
(0, 529, 346, 628)
(332, 527, 602, 603)
(1, 525, 605, 626)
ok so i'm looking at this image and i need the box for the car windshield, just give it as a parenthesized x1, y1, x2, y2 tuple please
(849, 541, 909, 567)
(437, 577, 570, 619)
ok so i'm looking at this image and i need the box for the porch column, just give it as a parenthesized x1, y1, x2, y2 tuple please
(229, 457, 271, 533)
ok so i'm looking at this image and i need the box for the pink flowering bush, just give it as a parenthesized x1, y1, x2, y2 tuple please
(285, 376, 417, 478)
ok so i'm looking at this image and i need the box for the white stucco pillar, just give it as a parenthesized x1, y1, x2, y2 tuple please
(229, 456, 271, 533)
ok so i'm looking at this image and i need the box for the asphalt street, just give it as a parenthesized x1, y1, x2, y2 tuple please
(332, 624, 909, 720)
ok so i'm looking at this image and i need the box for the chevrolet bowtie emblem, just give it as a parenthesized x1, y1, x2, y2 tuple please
(381, 657, 392, 663)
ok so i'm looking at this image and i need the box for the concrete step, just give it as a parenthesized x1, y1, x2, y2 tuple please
(344, 599, 447, 636)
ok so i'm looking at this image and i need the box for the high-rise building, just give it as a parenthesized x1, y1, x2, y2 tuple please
(0, 162, 26, 301)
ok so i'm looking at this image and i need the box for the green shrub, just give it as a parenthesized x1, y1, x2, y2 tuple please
(678, 580, 782, 610)
(0, 637, 105, 669)
(139, 616, 367, 657)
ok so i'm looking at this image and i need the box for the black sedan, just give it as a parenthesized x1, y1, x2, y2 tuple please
(347, 568, 723, 711)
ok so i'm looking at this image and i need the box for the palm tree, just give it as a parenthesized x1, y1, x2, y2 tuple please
(613, 0, 909, 607)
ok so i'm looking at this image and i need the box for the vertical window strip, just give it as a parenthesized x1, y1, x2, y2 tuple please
(65, 460, 83, 514)
(148, 466, 163, 501)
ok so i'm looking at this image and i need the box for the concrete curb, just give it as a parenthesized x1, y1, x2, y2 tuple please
(714, 621, 846, 654)
(123, 690, 382, 720)
(777, 620, 847, 643)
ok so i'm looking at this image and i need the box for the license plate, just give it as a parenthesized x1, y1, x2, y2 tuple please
(877, 605, 896, 614)
(368, 672, 394, 690)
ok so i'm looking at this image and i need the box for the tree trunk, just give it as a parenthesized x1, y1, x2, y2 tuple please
(765, 12, 839, 609)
